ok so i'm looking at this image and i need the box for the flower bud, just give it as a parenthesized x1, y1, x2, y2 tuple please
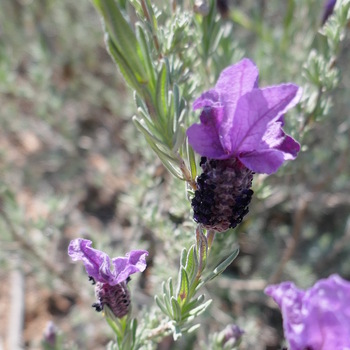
(222, 324, 244, 348)
(42, 321, 58, 348)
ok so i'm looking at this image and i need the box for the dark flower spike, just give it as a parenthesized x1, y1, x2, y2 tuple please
(187, 59, 301, 232)
(265, 274, 350, 350)
(68, 238, 148, 318)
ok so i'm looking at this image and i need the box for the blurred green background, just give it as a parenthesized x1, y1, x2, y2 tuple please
(0, 0, 349, 349)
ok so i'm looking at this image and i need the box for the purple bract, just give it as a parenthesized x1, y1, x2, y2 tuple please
(187, 58, 302, 174)
(265, 274, 350, 350)
(68, 238, 148, 286)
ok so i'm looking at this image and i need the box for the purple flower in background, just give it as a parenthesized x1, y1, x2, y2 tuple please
(222, 324, 244, 348)
(265, 274, 350, 350)
(68, 238, 148, 318)
(187, 58, 301, 232)
(42, 321, 58, 347)
(322, 0, 337, 25)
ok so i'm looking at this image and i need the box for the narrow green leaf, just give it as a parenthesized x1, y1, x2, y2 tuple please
(106, 35, 143, 95)
(167, 90, 175, 139)
(131, 318, 137, 344)
(172, 125, 186, 153)
(173, 84, 180, 127)
(170, 296, 181, 321)
(189, 299, 212, 317)
(196, 228, 208, 273)
(133, 117, 164, 145)
(156, 62, 169, 126)
(136, 135, 182, 178)
(136, 23, 156, 94)
(144, 0, 158, 31)
(187, 324, 201, 333)
(203, 248, 240, 283)
(161, 280, 173, 316)
(104, 306, 122, 337)
(92, 0, 148, 83)
(163, 293, 173, 317)
(180, 248, 187, 268)
(181, 294, 205, 317)
(185, 245, 199, 284)
(176, 267, 189, 305)
(168, 277, 174, 298)
(155, 295, 170, 316)
(187, 141, 197, 181)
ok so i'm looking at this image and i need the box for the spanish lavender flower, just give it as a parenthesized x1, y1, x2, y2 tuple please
(68, 238, 148, 319)
(187, 58, 301, 232)
(222, 324, 244, 348)
(322, 0, 337, 25)
(265, 274, 350, 350)
(43, 321, 58, 347)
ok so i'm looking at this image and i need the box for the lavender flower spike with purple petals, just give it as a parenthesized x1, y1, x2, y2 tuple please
(187, 58, 302, 175)
(68, 238, 148, 318)
(265, 274, 350, 350)
(187, 59, 301, 232)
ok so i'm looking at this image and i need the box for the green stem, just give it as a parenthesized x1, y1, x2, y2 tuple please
(206, 230, 216, 252)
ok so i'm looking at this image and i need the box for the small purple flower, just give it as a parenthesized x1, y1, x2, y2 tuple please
(222, 324, 244, 347)
(187, 59, 301, 232)
(187, 58, 301, 175)
(68, 238, 148, 318)
(43, 321, 58, 347)
(322, 0, 337, 25)
(265, 274, 350, 350)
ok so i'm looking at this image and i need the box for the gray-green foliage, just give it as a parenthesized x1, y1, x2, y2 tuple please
(1, 0, 350, 349)
(90, 0, 350, 348)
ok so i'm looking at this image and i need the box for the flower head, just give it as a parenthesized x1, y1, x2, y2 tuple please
(42, 321, 58, 347)
(187, 58, 301, 175)
(68, 238, 148, 285)
(265, 274, 350, 350)
(187, 59, 301, 232)
(222, 324, 244, 348)
(68, 238, 148, 318)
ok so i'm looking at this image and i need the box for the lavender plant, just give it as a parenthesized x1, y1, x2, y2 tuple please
(62, 0, 350, 348)
(62, 0, 297, 348)
(1, 0, 349, 349)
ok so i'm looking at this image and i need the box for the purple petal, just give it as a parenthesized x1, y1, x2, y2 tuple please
(276, 134, 300, 160)
(215, 58, 259, 106)
(187, 106, 228, 158)
(112, 250, 148, 284)
(239, 149, 285, 174)
(215, 59, 259, 150)
(68, 238, 149, 285)
(231, 84, 302, 156)
(193, 89, 220, 110)
(265, 275, 350, 350)
(322, 0, 337, 25)
(239, 121, 300, 173)
(68, 238, 112, 283)
(265, 282, 307, 349)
